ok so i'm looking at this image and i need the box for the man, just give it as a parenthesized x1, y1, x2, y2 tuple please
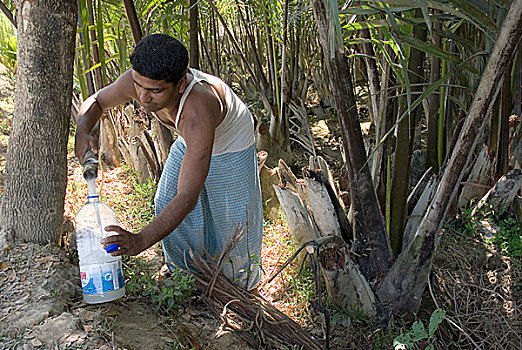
(74, 34, 263, 290)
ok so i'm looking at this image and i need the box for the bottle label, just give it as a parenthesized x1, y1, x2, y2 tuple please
(80, 260, 125, 295)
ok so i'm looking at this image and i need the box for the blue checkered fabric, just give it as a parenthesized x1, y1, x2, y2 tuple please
(154, 140, 263, 290)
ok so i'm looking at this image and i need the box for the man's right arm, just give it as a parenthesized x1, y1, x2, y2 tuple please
(75, 69, 137, 162)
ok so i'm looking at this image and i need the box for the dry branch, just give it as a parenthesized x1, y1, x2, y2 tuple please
(190, 252, 324, 350)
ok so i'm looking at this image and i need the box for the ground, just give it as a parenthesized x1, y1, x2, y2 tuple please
(0, 241, 259, 349)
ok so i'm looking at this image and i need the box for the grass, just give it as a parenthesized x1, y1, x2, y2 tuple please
(259, 216, 316, 326)
(124, 256, 195, 314)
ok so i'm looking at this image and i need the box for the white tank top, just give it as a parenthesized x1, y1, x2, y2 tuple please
(174, 69, 255, 155)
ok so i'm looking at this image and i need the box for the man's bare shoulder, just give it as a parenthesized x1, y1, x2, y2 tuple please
(96, 69, 138, 110)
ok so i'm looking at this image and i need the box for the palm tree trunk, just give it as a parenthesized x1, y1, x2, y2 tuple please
(0, 1, 15, 27)
(123, 0, 142, 44)
(360, 27, 379, 123)
(311, 0, 392, 283)
(389, 10, 427, 256)
(426, 11, 442, 173)
(497, 70, 511, 176)
(377, 0, 522, 316)
(189, 0, 200, 69)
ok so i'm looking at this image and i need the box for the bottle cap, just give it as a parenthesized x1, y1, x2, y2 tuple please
(105, 244, 119, 253)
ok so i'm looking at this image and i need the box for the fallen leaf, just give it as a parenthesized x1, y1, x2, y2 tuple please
(0, 261, 8, 271)
(81, 310, 95, 321)
(31, 339, 43, 347)
(7, 269, 16, 282)
(83, 325, 94, 332)
(105, 310, 119, 317)
(34, 256, 59, 263)
(162, 336, 174, 343)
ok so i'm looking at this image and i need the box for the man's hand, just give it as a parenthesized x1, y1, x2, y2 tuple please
(74, 132, 98, 164)
(101, 225, 149, 257)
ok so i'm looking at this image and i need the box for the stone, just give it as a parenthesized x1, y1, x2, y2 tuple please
(35, 312, 80, 345)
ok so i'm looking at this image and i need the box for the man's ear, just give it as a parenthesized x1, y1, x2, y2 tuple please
(178, 74, 188, 94)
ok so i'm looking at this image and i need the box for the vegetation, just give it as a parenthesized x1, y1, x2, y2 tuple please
(0, 0, 520, 348)
(125, 256, 195, 314)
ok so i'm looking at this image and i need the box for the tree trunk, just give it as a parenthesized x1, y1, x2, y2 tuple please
(273, 186, 320, 247)
(311, 0, 392, 284)
(0, 0, 77, 244)
(426, 11, 442, 173)
(457, 145, 493, 208)
(389, 10, 427, 257)
(122, 0, 142, 44)
(376, 0, 522, 316)
(189, 0, 199, 69)
(496, 70, 511, 176)
(360, 27, 379, 124)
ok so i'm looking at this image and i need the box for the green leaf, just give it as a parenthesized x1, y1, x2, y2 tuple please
(375, 68, 455, 148)
(411, 320, 428, 341)
(393, 333, 413, 348)
(165, 279, 174, 287)
(446, 0, 498, 33)
(396, 32, 478, 74)
(428, 309, 446, 337)
(426, 345, 435, 350)
(418, 0, 432, 39)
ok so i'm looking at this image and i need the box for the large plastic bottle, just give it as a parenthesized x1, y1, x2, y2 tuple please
(74, 151, 125, 304)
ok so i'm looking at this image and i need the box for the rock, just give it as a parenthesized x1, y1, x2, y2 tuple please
(7, 298, 64, 333)
(41, 263, 81, 301)
(35, 312, 81, 345)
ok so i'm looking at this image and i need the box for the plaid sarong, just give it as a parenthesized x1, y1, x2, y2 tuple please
(154, 140, 263, 290)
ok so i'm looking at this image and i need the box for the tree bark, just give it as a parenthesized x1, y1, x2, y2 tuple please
(123, 0, 142, 44)
(311, 0, 392, 283)
(273, 185, 320, 247)
(377, 0, 522, 316)
(426, 11, 442, 173)
(389, 9, 427, 257)
(0, 0, 77, 244)
(189, 0, 199, 69)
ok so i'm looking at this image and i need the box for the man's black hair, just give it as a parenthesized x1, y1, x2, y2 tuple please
(130, 34, 189, 84)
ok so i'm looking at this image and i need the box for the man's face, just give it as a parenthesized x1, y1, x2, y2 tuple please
(131, 70, 181, 112)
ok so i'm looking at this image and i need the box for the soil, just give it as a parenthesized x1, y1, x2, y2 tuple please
(0, 242, 257, 349)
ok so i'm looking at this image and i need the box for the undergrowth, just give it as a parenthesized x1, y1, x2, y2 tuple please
(110, 164, 157, 232)
(455, 203, 521, 264)
(124, 256, 195, 314)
